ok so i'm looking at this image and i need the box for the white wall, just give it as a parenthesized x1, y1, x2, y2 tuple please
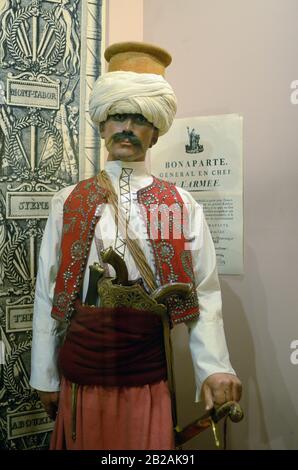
(106, 0, 298, 449)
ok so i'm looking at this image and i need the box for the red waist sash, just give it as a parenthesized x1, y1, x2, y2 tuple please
(58, 300, 167, 387)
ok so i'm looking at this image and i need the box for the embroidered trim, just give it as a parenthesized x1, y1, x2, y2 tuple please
(51, 174, 199, 325)
(51, 177, 108, 321)
(115, 167, 133, 259)
(137, 176, 199, 325)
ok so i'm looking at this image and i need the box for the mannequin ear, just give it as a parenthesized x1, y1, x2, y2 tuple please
(149, 128, 159, 148)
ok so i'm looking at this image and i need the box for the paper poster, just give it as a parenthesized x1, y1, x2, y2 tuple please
(150, 114, 243, 274)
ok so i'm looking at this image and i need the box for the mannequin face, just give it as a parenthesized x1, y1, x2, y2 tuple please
(100, 113, 159, 162)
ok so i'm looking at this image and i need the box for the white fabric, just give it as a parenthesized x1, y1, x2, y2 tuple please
(30, 160, 235, 400)
(89, 71, 177, 135)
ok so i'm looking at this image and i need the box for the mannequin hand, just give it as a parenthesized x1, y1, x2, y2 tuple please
(38, 391, 60, 420)
(201, 373, 242, 411)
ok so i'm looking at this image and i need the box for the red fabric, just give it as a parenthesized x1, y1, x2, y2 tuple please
(51, 175, 199, 324)
(51, 177, 108, 321)
(50, 377, 175, 450)
(58, 300, 167, 386)
(137, 176, 199, 324)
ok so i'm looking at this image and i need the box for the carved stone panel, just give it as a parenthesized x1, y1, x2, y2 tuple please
(0, 0, 103, 449)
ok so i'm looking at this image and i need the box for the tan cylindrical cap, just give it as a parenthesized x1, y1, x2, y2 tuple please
(104, 41, 172, 76)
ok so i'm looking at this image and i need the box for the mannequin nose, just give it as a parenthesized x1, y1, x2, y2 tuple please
(123, 118, 133, 131)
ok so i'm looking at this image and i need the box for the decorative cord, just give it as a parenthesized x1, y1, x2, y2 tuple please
(97, 170, 157, 292)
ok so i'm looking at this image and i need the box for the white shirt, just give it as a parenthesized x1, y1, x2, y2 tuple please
(30, 160, 235, 400)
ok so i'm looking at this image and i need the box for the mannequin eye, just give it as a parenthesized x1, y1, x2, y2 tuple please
(110, 114, 128, 122)
(134, 114, 152, 125)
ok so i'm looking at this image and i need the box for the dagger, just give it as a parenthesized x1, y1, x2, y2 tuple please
(174, 401, 244, 446)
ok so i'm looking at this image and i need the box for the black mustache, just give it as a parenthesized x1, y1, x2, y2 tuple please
(112, 132, 142, 146)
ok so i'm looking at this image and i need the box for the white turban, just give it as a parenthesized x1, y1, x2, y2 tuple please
(89, 71, 177, 136)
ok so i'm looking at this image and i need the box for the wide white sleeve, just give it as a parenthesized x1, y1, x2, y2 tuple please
(29, 190, 70, 392)
(178, 191, 236, 401)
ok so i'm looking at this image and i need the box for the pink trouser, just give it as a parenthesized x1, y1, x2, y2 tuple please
(50, 377, 175, 450)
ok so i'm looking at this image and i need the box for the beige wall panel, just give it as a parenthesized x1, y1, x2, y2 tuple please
(143, 0, 298, 450)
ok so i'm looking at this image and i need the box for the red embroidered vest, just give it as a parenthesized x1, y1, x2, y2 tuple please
(51, 175, 199, 325)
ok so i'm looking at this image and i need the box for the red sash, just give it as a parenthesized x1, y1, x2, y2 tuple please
(58, 300, 167, 386)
